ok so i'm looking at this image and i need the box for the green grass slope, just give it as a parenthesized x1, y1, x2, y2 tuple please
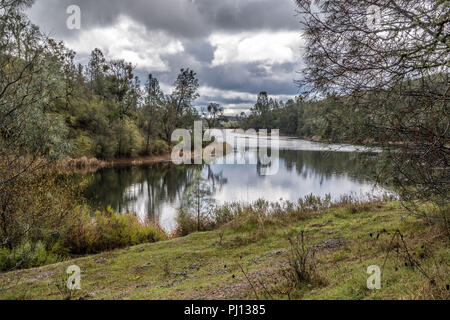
(0, 202, 448, 300)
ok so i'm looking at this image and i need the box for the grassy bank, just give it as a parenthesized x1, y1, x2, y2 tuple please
(0, 201, 448, 300)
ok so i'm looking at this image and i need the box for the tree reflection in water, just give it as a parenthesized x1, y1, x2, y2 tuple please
(80, 149, 386, 231)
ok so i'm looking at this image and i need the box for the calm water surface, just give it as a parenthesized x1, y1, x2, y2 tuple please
(81, 132, 388, 231)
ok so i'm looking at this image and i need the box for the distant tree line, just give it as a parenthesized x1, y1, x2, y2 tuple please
(238, 91, 367, 143)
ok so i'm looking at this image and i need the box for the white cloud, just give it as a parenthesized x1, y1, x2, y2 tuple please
(199, 86, 255, 101)
(66, 15, 184, 72)
(197, 86, 297, 116)
(209, 31, 302, 67)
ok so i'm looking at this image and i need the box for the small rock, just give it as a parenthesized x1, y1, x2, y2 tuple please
(315, 237, 346, 250)
(93, 257, 108, 264)
(252, 257, 263, 263)
(79, 292, 96, 300)
(266, 249, 288, 258)
(188, 263, 200, 270)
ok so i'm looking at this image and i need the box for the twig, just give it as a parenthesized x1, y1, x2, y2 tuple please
(238, 263, 260, 300)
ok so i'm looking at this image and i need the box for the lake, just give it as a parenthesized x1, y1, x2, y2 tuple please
(81, 131, 389, 231)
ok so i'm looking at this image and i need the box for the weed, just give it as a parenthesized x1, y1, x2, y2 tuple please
(281, 231, 326, 291)
(161, 258, 171, 278)
(51, 269, 79, 300)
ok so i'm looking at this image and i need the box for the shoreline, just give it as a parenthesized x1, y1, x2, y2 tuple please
(59, 141, 232, 173)
(57, 153, 173, 174)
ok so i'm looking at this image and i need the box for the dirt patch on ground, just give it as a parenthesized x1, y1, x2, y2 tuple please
(314, 237, 347, 250)
(196, 267, 285, 300)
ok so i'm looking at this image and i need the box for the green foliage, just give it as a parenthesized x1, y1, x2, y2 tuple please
(176, 172, 215, 234)
(1, 201, 448, 300)
(63, 207, 168, 255)
(175, 210, 201, 237)
(59, 64, 202, 158)
(0, 241, 65, 272)
(72, 134, 95, 158)
(0, 171, 167, 271)
(149, 139, 170, 155)
(239, 94, 356, 143)
(92, 207, 167, 252)
(116, 119, 145, 158)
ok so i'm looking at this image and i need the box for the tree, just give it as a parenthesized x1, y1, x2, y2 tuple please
(253, 92, 270, 116)
(250, 92, 273, 129)
(107, 60, 142, 156)
(87, 48, 108, 97)
(180, 172, 215, 232)
(0, 0, 69, 185)
(295, 0, 449, 211)
(204, 102, 224, 128)
(160, 68, 201, 144)
(107, 59, 138, 118)
(159, 95, 178, 145)
(0, 0, 70, 249)
(172, 68, 200, 123)
(141, 74, 163, 154)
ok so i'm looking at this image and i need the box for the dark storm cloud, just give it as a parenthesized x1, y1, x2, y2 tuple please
(28, 0, 203, 39)
(27, 0, 302, 113)
(198, 63, 298, 95)
(28, 0, 299, 39)
(183, 40, 215, 64)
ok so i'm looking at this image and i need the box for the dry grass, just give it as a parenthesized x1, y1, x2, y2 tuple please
(59, 156, 107, 171)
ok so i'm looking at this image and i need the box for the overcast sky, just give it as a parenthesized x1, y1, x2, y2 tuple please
(28, 0, 304, 115)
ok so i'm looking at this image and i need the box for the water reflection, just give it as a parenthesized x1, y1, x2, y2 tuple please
(82, 146, 386, 231)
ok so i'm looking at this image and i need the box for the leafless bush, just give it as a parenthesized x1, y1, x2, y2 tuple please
(51, 269, 78, 301)
(282, 231, 325, 289)
(381, 229, 449, 300)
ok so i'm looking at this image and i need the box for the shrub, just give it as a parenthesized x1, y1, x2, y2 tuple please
(72, 134, 95, 158)
(94, 134, 118, 159)
(150, 139, 170, 156)
(281, 231, 326, 292)
(212, 203, 245, 226)
(60, 156, 106, 169)
(116, 120, 146, 158)
(0, 172, 82, 254)
(0, 241, 65, 272)
(283, 232, 318, 286)
(0, 171, 167, 271)
(64, 207, 168, 254)
(175, 209, 200, 237)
